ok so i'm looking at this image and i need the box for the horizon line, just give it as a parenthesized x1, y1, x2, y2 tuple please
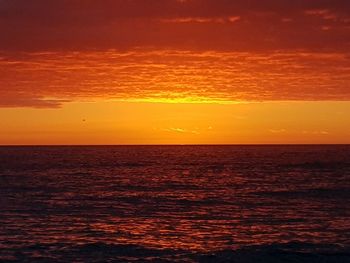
(1, 143, 349, 147)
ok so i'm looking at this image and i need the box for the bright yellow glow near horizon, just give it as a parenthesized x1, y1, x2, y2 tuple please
(0, 101, 349, 145)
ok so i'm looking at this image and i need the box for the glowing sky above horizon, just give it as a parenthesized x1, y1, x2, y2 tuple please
(1, 0, 350, 144)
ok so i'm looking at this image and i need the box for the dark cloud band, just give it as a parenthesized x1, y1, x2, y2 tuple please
(0, 0, 350, 51)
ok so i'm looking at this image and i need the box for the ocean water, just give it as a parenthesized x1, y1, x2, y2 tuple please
(0, 145, 349, 262)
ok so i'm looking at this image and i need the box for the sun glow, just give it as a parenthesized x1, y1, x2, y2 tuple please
(1, 100, 349, 145)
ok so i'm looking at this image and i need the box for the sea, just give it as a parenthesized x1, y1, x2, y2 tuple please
(0, 145, 349, 262)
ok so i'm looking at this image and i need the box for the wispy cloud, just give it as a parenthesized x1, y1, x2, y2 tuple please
(304, 9, 338, 20)
(160, 16, 240, 24)
(161, 127, 200, 134)
(0, 95, 66, 108)
(302, 130, 330, 135)
(269, 129, 287, 133)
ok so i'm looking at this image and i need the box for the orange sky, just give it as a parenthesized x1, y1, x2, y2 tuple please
(0, 0, 350, 144)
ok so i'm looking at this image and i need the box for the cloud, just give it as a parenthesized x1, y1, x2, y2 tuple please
(302, 130, 330, 135)
(0, 94, 67, 108)
(269, 129, 287, 133)
(163, 127, 200, 134)
(160, 16, 240, 24)
(1, 50, 350, 108)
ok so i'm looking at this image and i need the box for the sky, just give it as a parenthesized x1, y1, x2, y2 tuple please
(0, 0, 350, 144)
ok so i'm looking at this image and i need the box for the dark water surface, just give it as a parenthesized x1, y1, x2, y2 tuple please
(0, 145, 350, 262)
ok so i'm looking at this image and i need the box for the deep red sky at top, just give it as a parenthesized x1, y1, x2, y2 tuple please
(2, 0, 350, 52)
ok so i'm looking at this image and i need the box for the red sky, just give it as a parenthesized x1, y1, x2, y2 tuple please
(0, 0, 349, 144)
(1, 0, 350, 51)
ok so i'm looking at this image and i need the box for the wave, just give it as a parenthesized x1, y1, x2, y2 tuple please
(255, 187, 350, 199)
(199, 242, 350, 263)
(1, 242, 349, 262)
(279, 161, 350, 170)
